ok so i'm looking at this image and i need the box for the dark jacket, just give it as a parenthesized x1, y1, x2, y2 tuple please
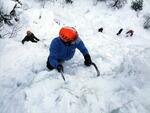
(22, 33, 40, 44)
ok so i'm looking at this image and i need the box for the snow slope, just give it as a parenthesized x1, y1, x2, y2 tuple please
(0, 0, 150, 113)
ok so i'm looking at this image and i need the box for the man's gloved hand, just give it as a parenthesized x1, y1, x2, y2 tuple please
(84, 54, 92, 66)
(57, 64, 64, 72)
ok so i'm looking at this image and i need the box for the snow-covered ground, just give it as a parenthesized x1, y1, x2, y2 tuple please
(0, 0, 150, 113)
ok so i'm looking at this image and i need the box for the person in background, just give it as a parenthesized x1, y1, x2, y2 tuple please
(22, 30, 40, 44)
(98, 27, 103, 33)
(116, 28, 123, 36)
(47, 26, 92, 72)
(126, 29, 134, 37)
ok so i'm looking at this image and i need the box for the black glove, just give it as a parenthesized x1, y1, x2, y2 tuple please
(84, 54, 92, 66)
(22, 41, 24, 44)
(57, 64, 63, 72)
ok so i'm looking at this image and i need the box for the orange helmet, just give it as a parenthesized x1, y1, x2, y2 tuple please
(26, 30, 32, 36)
(59, 26, 78, 42)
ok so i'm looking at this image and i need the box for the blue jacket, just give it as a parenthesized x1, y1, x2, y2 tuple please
(48, 37, 89, 68)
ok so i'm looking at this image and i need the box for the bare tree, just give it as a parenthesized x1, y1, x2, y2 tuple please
(107, 0, 127, 9)
(93, 0, 127, 9)
(143, 14, 150, 30)
(0, 3, 19, 26)
(93, 0, 107, 6)
(0, 1, 22, 39)
(1, 23, 22, 38)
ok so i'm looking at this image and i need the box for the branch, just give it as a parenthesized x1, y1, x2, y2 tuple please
(12, 0, 22, 6)
(112, 0, 119, 7)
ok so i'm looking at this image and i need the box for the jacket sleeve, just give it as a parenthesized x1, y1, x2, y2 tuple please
(76, 38, 89, 56)
(29, 34, 39, 42)
(49, 39, 59, 69)
(22, 36, 27, 44)
(33, 34, 40, 41)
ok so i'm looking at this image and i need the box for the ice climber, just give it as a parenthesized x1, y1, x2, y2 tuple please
(22, 30, 40, 44)
(46, 26, 92, 72)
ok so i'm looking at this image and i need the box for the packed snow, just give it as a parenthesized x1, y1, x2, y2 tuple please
(0, 0, 150, 113)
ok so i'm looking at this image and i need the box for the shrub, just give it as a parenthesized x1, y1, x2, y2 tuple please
(65, 0, 73, 4)
(143, 14, 150, 29)
(131, 0, 143, 11)
(107, 0, 127, 9)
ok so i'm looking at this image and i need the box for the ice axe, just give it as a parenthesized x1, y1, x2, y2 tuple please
(60, 70, 66, 81)
(91, 62, 100, 77)
(60, 62, 100, 81)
